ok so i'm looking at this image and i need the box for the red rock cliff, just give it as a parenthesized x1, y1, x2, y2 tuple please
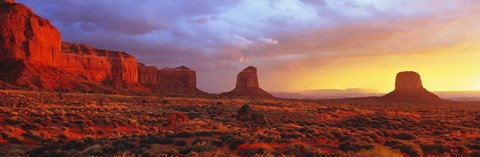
(137, 65, 205, 94)
(0, 1, 61, 66)
(138, 63, 159, 85)
(155, 66, 204, 94)
(382, 71, 447, 103)
(60, 42, 138, 84)
(222, 66, 274, 98)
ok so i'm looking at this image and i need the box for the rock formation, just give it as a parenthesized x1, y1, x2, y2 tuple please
(0, 2, 61, 66)
(137, 65, 205, 95)
(138, 63, 159, 85)
(382, 71, 447, 103)
(60, 42, 138, 83)
(0, 2, 146, 93)
(0, 1, 207, 95)
(222, 66, 274, 98)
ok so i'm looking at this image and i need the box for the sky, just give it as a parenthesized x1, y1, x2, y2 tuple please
(18, 0, 480, 93)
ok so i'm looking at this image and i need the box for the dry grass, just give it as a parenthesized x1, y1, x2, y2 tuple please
(0, 90, 479, 156)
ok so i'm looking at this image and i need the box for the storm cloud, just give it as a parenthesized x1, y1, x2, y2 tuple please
(17, 0, 480, 93)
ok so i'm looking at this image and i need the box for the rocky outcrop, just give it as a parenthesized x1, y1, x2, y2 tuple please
(138, 63, 158, 85)
(0, 60, 104, 91)
(157, 66, 197, 93)
(382, 71, 447, 103)
(222, 66, 274, 98)
(60, 42, 138, 84)
(138, 66, 205, 95)
(0, 1, 62, 66)
(0, 1, 206, 95)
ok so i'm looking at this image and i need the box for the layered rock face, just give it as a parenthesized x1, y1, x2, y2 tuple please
(0, 60, 103, 91)
(222, 66, 274, 98)
(60, 42, 138, 84)
(137, 65, 205, 94)
(157, 66, 197, 92)
(382, 71, 446, 102)
(0, 2, 61, 66)
(0, 1, 203, 95)
(138, 63, 159, 85)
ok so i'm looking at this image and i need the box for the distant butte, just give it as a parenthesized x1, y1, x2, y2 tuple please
(138, 64, 206, 95)
(221, 66, 274, 98)
(381, 71, 448, 103)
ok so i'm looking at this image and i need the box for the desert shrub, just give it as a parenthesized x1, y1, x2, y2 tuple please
(216, 101, 223, 105)
(1, 131, 24, 144)
(219, 134, 234, 142)
(64, 140, 89, 151)
(457, 145, 466, 154)
(210, 139, 224, 147)
(384, 140, 423, 157)
(168, 112, 188, 130)
(471, 151, 480, 157)
(4, 145, 26, 157)
(175, 140, 187, 146)
(195, 131, 213, 137)
(138, 143, 151, 149)
(192, 138, 209, 146)
(420, 143, 450, 155)
(36, 150, 81, 157)
(96, 130, 105, 135)
(238, 104, 252, 119)
(396, 132, 417, 141)
(237, 104, 270, 128)
(338, 141, 374, 152)
(226, 137, 246, 150)
(162, 100, 170, 104)
(281, 132, 304, 139)
(82, 145, 104, 156)
(128, 119, 139, 126)
(238, 146, 268, 156)
(162, 149, 179, 156)
(179, 148, 192, 155)
(175, 131, 194, 138)
(252, 112, 270, 127)
(4, 117, 22, 125)
(33, 118, 47, 126)
(282, 143, 325, 156)
(21, 131, 43, 141)
(256, 134, 278, 143)
(152, 137, 174, 145)
(139, 136, 175, 145)
(111, 139, 136, 153)
(190, 144, 215, 153)
(133, 149, 151, 157)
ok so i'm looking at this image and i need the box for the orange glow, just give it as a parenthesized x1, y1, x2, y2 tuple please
(262, 43, 480, 93)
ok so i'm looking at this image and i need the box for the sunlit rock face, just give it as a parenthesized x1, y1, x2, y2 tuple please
(157, 66, 196, 90)
(382, 71, 447, 103)
(395, 72, 424, 91)
(138, 64, 205, 94)
(222, 66, 274, 98)
(60, 42, 138, 84)
(138, 63, 159, 85)
(0, 2, 61, 66)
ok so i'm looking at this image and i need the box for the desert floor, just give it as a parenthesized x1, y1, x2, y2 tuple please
(0, 90, 479, 156)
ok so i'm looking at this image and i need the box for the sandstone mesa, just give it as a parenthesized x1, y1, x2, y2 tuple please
(0, 1, 274, 97)
(381, 71, 447, 103)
